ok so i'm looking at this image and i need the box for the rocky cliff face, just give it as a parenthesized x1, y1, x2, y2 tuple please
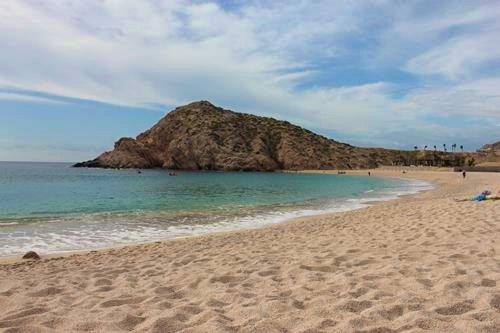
(74, 101, 466, 170)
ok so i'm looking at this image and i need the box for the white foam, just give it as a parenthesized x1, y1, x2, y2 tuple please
(0, 177, 433, 257)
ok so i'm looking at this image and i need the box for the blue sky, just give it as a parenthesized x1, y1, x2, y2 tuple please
(0, 0, 499, 162)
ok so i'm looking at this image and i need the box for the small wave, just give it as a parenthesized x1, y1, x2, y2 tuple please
(0, 222, 20, 227)
(0, 177, 432, 257)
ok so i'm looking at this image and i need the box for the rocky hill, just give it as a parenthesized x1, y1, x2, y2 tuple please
(479, 141, 500, 153)
(475, 141, 500, 165)
(74, 101, 468, 171)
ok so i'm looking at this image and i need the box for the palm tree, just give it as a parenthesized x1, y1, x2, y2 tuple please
(414, 146, 418, 151)
(424, 145, 428, 151)
(443, 143, 446, 152)
(460, 145, 464, 152)
(433, 145, 437, 151)
(452, 143, 457, 152)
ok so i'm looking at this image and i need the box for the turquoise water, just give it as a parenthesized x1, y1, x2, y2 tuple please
(0, 162, 431, 256)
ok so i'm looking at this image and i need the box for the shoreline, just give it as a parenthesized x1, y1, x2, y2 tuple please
(1, 169, 498, 332)
(0, 169, 433, 263)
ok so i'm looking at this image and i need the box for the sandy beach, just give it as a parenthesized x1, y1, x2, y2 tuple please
(0, 169, 499, 332)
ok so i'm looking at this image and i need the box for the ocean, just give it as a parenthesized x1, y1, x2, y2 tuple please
(0, 162, 431, 256)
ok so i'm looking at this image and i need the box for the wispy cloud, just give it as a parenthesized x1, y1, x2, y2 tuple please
(0, 0, 499, 154)
(0, 91, 68, 104)
(404, 31, 500, 79)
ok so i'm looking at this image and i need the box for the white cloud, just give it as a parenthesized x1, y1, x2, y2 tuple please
(0, 0, 499, 150)
(0, 92, 67, 104)
(0, 0, 380, 107)
(404, 31, 500, 79)
(371, 1, 500, 78)
(403, 79, 500, 118)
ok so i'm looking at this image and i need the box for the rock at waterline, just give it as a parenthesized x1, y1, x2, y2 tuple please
(22, 251, 41, 260)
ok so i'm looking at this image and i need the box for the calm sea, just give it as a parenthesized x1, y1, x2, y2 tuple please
(0, 162, 431, 256)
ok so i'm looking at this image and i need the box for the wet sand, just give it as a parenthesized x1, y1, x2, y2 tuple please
(0, 170, 499, 332)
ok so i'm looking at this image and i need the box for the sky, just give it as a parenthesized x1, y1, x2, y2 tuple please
(0, 0, 499, 162)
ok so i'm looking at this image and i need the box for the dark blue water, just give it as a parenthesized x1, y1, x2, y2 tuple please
(0, 162, 431, 256)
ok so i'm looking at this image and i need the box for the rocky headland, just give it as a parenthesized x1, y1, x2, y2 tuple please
(75, 101, 471, 171)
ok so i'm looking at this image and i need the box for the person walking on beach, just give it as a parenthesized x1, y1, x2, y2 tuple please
(368, 171, 371, 176)
(462, 170, 466, 179)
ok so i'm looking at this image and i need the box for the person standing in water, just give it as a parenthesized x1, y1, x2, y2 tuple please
(368, 171, 371, 176)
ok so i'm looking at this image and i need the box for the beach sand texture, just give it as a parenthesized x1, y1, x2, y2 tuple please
(0, 170, 499, 332)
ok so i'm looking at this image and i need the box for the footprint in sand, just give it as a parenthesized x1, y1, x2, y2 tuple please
(435, 301, 475, 315)
(258, 269, 278, 277)
(94, 278, 112, 287)
(95, 286, 114, 292)
(299, 264, 335, 273)
(414, 317, 441, 330)
(292, 299, 305, 310)
(353, 259, 377, 267)
(100, 296, 146, 308)
(240, 292, 257, 299)
(40, 316, 66, 330)
(73, 321, 100, 331)
(117, 314, 145, 331)
(372, 291, 394, 300)
(416, 278, 433, 288)
(480, 279, 496, 287)
(209, 275, 241, 284)
(348, 287, 369, 298)
(378, 304, 404, 321)
(156, 301, 173, 309)
(362, 274, 380, 281)
(154, 286, 185, 299)
(317, 319, 337, 330)
(491, 295, 500, 310)
(188, 277, 203, 289)
(179, 304, 203, 315)
(339, 300, 373, 313)
(28, 287, 64, 297)
(149, 317, 186, 333)
(1, 307, 48, 321)
(206, 298, 229, 307)
(356, 326, 399, 333)
(0, 288, 17, 297)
